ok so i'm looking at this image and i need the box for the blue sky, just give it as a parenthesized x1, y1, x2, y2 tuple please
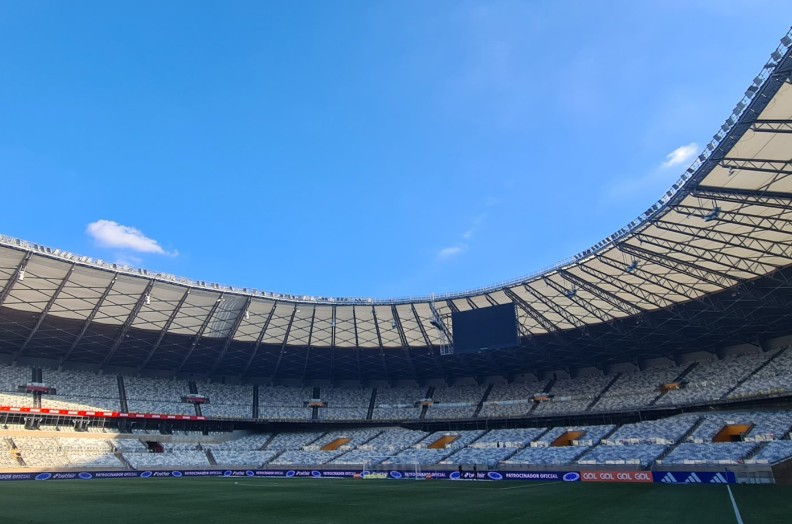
(0, 1, 790, 299)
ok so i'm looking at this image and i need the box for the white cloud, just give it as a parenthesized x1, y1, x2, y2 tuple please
(662, 142, 698, 168)
(437, 245, 466, 260)
(86, 220, 176, 256)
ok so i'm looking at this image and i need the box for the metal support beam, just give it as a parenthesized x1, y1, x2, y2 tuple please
(15, 263, 76, 360)
(557, 268, 644, 316)
(751, 119, 792, 133)
(690, 187, 792, 209)
(269, 305, 298, 383)
(101, 279, 156, 368)
(542, 275, 613, 325)
(620, 240, 740, 288)
(577, 260, 670, 310)
(652, 219, 792, 260)
(502, 287, 560, 333)
(521, 283, 587, 330)
(177, 293, 226, 372)
(241, 301, 278, 377)
(673, 202, 792, 233)
(351, 306, 362, 383)
(137, 288, 191, 372)
(0, 252, 32, 308)
(370, 306, 393, 384)
(720, 157, 792, 176)
(631, 231, 776, 279)
(302, 305, 317, 381)
(411, 303, 447, 379)
(390, 305, 418, 379)
(208, 295, 253, 375)
(61, 273, 118, 366)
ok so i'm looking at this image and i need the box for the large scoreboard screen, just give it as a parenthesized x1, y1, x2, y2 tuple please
(451, 303, 519, 353)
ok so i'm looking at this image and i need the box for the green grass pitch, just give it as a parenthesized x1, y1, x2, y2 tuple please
(0, 478, 788, 523)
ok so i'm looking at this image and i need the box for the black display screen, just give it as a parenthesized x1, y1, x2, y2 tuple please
(451, 303, 519, 353)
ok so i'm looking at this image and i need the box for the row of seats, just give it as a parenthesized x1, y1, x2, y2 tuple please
(1, 409, 791, 470)
(0, 349, 789, 422)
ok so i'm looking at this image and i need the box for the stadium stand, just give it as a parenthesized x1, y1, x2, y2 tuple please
(258, 386, 313, 420)
(197, 382, 253, 419)
(371, 386, 424, 420)
(124, 376, 194, 415)
(317, 387, 370, 420)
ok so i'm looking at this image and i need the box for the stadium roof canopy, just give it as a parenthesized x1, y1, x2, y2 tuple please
(2, 30, 792, 383)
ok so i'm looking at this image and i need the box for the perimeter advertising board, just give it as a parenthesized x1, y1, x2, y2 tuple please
(580, 471, 653, 483)
(0, 469, 735, 484)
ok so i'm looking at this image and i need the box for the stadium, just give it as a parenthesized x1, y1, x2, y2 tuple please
(2, 14, 792, 524)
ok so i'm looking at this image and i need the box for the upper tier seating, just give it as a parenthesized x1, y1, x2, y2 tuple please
(317, 387, 370, 421)
(41, 369, 121, 412)
(371, 386, 425, 421)
(532, 375, 612, 415)
(258, 387, 313, 420)
(125, 377, 194, 415)
(591, 366, 684, 412)
(197, 382, 253, 419)
(656, 353, 771, 406)
(731, 347, 792, 398)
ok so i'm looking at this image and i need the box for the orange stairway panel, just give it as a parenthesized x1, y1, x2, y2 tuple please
(322, 438, 351, 451)
(428, 435, 458, 449)
(713, 424, 751, 443)
(552, 431, 584, 447)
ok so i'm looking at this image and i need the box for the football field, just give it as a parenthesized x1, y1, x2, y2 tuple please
(0, 477, 788, 523)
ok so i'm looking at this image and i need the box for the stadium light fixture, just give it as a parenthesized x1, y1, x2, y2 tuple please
(145, 294, 151, 305)
(564, 288, 577, 299)
(625, 260, 639, 274)
(704, 206, 721, 222)
(18, 270, 24, 282)
(244, 310, 250, 321)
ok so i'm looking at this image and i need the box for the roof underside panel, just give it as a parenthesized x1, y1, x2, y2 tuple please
(3, 257, 71, 314)
(261, 303, 295, 345)
(353, 306, 380, 348)
(131, 282, 186, 331)
(48, 267, 114, 321)
(92, 276, 147, 326)
(168, 290, 218, 336)
(374, 305, 401, 348)
(333, 306, 357, 348)
(232, 300, 275, 343)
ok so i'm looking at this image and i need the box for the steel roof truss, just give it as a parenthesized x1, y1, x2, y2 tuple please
(653, 220, 792, 260)
(520, 284, 587, 330)
(557, 268, 644, 316)
(241, 301, 278, 377)
(751, 119, 792, 133)
(0, 252, 31, 308)
(101, 279, 156, 368)
(502, 287, 560, 333)
(632, 231, 777, 278)
(674, 202, 792, 231)
(176, 292, 226, 372)
(14, 263, 76, 360)
(208, 295, 253, 375)
(137, 288, 191, 372)
(541, 276, 613, 325)
(390, 305, 418, 378)
(690, 187, 792, 212)
(580, 259, 669, 309)
(60, 273, 118, 366)
(720, 157, 792, 176)
(270, 305, 298, 383)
